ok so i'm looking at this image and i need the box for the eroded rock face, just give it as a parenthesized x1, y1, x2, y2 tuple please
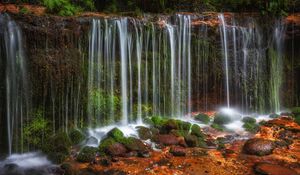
(254, 163, 298, 175)
(243, 138, 275, 156)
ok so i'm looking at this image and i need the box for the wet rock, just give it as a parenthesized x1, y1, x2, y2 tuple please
(184, 134, 199, 147)
(243, 138, 275, 156)
(161, 119, 179, 133)
(121, 137, 148, 153)
(106, 143, 127, 157)
(158, 134, 179, 145)
(77, 146, 98, 163)
(136, 126, 153, 140)
(85, 136, 98, 146)
(169, 146, 186, 156)
(194, 113, 210, 124)
(191, 124, 205, 138)
(47, 166, 65, 175)
(3, 164, 22, 175)
(213, 113, 232, 125)
(69, 129, 85, 145)
(254, 163, 298, 175)
(107, 128, 125, 142)
(99, 137, 117, 154)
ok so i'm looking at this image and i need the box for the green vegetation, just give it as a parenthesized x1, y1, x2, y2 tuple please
(213, 113, 232, 125)
(23, 109, 50, 149)
(242, 117, 259, 133)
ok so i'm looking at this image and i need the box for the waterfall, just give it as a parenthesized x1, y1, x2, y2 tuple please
(219, 14, 230, 108)
(0, 14, 30, 155)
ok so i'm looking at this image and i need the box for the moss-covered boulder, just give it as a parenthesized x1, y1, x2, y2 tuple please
(121, 137, 148, 153)
(77, 146, 98, 163)
(213, 113, 232, 125)
(194, 113, 210, 124)
(242, 117, 256, 124)
(106, 143, 127, 157)
(107, 128, 125, 142)
(242, 117, 259, 133)
(69, 129, 85, 145)
(210, 123, 225, 131)
(98, 137, 117, 154)
(137, 126, 152, 140)
(191, 124, 205, 138)
(170, 129, 189, 137)
(42, 132, 72, 163)
(176, 120, 192, 131)
(151, 116, 167, 128)
(184, 134, 206, 148)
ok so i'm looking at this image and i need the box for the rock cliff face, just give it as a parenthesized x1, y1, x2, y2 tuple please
(0, 3, 300, 155)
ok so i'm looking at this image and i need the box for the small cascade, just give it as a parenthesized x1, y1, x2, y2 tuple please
(0, 14, 30, 155)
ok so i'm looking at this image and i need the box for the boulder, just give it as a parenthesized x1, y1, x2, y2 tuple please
(194, 113, 210, 124)
(184, 134, 199, 147)
(121, 137, 148, 153)
(136, 126, 153, 140)
(106, 143, 127, 157)
(213, 113, 232, 125)
(157, 134, 179, 146)
(191, 124, 205, 138)
(242, 117, 256, 124)
(77, 146, 98, 163)
(107, 128, 125, 142)
(69, 129, 85, 145)
(254, 163, 298, 175)
(243, 138, 275, 156)
(169, 146, 186, 156)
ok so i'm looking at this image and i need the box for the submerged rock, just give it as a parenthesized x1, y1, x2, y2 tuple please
(243, 138, 275, 156)
(254, 163, 298, 175)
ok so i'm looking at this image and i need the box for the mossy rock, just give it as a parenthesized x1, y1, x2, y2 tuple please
(120, 137, 148, 152)
(176, 120, 191, 131)
(269, 113, 280, 119)
(107, 128, 125, 142)
(191, 124, 205, 138)
(42, 132, 72, 163)
(77, 146, 98, 163)
(184, 134, 206, 148)
(151, 116, 167, 128)
(98, 137, 117, 154)
(213, 113, 232, 125)
(194, 113, 210, 124)
(242, 117, 256, 124)
(137, 126, 152, 140)
(291, 107, 300, 115)
(211, 123, 225, 131)
(161, 119, 179, 133)
(69, 129, 85, 145)
(243, 122, 259, 133)
(170, 129, 189, 137)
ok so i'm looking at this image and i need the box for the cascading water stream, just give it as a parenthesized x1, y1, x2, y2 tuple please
(0, 14, 30, 155)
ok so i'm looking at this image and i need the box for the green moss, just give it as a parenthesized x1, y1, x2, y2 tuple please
(77, 146, 98, 163)
(42, 132, 72, 163)
(194, 113, 210, 124)
(69, 129, 85, 145)
(176, 120, 192, 131)
(120, 137, 146, 152)
(191, 124, 205, 138)
(243, 122, 259, 133)
(107, 128, 124, 142)
(170, 130, 189, 137)
(213, 113, 231, 125)
(211, 123, 224, 131)
(98, 137, 116, 154)
(242, 117, 256, 124)
(151, 116, 167, 128)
